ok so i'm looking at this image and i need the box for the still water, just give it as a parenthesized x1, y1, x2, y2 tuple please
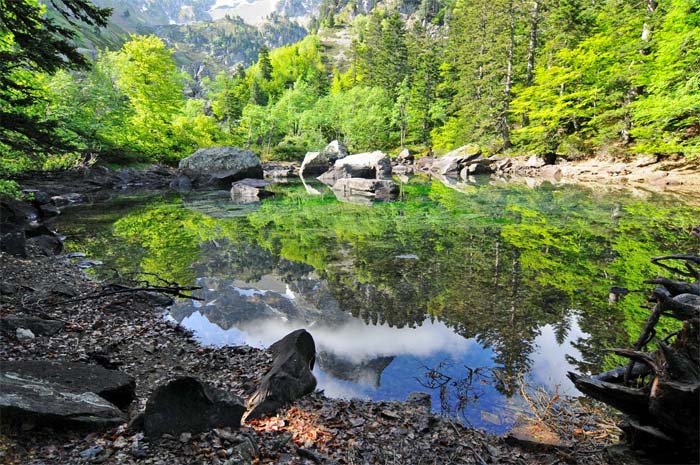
(55, 177, 700, 434)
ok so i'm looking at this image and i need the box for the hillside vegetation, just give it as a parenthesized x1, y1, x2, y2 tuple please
(1, 0, 698, 194)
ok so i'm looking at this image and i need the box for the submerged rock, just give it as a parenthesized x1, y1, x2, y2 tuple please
(144, 377, 245, 437)
(246, 329, 317, 420)
(179, 146, 263, 188)
(332, 178, 399, 203)
(230, 178, 274, 203)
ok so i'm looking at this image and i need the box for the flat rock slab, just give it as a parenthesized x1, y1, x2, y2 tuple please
(144, 377, 245, 437)
(0, 316, 64, 336)
(0, 361, 135, 409)
(0, 370, 126, 431)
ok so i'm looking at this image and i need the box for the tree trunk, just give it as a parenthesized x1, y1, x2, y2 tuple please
(522, 0, 540, 127)
(501, 0, 515, 149)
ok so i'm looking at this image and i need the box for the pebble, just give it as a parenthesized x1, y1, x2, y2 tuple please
(16, 327, 35, 341)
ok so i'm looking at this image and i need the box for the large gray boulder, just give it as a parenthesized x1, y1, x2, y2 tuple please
(144, 377, 245, 437)
(0, 364, 129, 431)
(300, 140, 348, 177)
(430, 145, 482, 176)
(332, 178, 399, 204)
(246, 329, 317, 420)
(0, 316, 64, 337)
(318, 151, 392, 185)
(178, 147, 263, 187)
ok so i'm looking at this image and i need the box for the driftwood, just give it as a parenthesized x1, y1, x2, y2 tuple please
(568, 254, 700, 459)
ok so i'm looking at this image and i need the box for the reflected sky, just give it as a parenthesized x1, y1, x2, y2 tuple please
(173, 274, 588, 434)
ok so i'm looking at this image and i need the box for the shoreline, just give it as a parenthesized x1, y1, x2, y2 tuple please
(0, 252, 625, 464)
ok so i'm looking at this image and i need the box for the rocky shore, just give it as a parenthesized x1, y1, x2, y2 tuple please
(0, 250, 633, 465)
(2, 147, 681, 464)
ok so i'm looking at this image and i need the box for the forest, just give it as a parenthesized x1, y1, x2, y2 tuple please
(1, 0, 698, 197)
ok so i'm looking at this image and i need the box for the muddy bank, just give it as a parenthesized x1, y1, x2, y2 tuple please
(0, 252, 638, 465)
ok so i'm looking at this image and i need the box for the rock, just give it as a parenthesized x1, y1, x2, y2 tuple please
(431, 146, 483, 176)
(1, 196, 40, 226)
(76, 259, 103, 269)
(144, 377, 245, 437)
(0, 228, 26, 257)
(332, 178, 399, 203)
(540, 164, 563, 180)
(0, 282, 18, 295)
(223, 434, 258, 465)
(178, 147, 263, 187)
(505, 418, 572, 451)
(392, 164, 413, 176)
(230, 179, 274, 203)
(318, 151, 392, 185)
(16, 328, 35, 341)
(0, 316, 64, 337)
(300, 141, 349, 178)
(51, 193, 87, 207)
(169, 175, 193, 192)
(525, 155, 547, 169)
(26, 234, 63, 256)
(246, 329, 317, 420)
(414, 156, 435, 172)
(0, 370, 126, 431)
(459, 158, 494, 179)
(0, 361, 136, 409)
(38, 203, 61, 218)
(397, 148, 414, 163)
(264, 164, 297, 179)
(80, 446, 104, 459)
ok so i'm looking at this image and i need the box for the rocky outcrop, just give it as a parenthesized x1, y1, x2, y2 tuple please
(300, 140, 348, 177)
(0, 196, 63, 258)
(144, 377, 246, 437)
(178, 146, 263, 188)
(0, 362, 135, 430)
(318, 151, 392, 185)
(430, 145, 483, 176)
(246, 329, 317, 420)
(230, 178, 274, 203)
(332, 178, 399, 204)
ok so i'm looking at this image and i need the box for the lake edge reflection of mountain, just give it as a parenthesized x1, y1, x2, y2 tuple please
(55, 178, 700, 434)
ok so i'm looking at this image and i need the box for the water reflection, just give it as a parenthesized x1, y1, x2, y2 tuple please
(54, 178, 700, 434)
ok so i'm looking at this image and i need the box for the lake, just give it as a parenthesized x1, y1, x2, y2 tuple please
(54, 176, 700, 434)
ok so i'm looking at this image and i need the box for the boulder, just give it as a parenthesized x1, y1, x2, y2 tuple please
(0, 361, 136, 409)
(300, 140, 349, 177)
(26, 234, 63, 256)
(526, 155, 547, 169)
(178, 147, 263, 187)
(459, 158, 494, 179)
(430, 145, 482, 176)
(332, 178, 399, 204)
(263, 164, 297, 179)
(169, 175, 193, 192)
(392, 164, 414, 176)
(230, 179, 274, 203)
(246, 329, 317, 420)
(0, 316, 64, 337)
(0, 367, 127, 431)
(396, 148, 414, 163)
(318, 151, 392, 185)
(414, 156, 435, 172)
(51, 193, 87, 207)
(144, 377, 245, 437)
